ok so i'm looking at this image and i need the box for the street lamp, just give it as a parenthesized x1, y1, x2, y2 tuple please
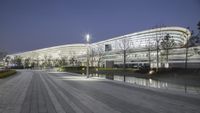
(85, 34, 90, 78)
(86, 34, 90, 43)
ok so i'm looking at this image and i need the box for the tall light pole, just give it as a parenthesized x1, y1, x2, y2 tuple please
(185, 28, 193, 70)
(86, 34, 90, 78)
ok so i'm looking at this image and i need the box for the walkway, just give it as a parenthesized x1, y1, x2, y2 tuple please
(0, 70, 200, 113)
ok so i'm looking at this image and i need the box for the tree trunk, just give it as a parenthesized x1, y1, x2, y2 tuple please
(123, 50, 126, 82)
(166, 48, 169, 63)
(156, 42, 159, 72)
(97, 58, 101, 69)
(123, 50, 126, 70)
(148, 48, 151, 69)
(185, 44, 188, 70)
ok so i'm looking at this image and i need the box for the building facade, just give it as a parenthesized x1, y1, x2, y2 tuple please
(5, 26, 200, 68)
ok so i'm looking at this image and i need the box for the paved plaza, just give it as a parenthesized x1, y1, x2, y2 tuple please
(0, 70, 200, 113)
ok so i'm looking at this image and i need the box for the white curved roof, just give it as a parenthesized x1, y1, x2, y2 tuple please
(9, 26, 191, 58)
(92, 26, 190, 45)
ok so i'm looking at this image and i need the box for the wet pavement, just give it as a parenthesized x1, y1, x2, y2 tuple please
(0, 70, 200, 113)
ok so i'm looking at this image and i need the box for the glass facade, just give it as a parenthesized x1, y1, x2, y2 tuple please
(7, 26, 200, 68)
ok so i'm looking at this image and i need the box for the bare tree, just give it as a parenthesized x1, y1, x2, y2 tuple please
(47, 55, 52, 67)
(35, 57, 40, 68)
(60, 56, 68, 66)
(57, 52, 69, 67)
(43, 55, 52, 68)
(0, 49, 7, 61)
(90, 48, 95, 67)
(69, 51, 77, 66)
(117, 37, 131, 82)
(43, 55, 48, 68)
(193, 48, 200, 56)
(153, 25, 166, 71)
(4, 56, 11, 67)
(146, 37, 154, 69)
(153, 29, 163, 72)
(198, 21, 200, 34)
(24, 57, 31, 68)
(118, 37, 131, 70)
(69, 57, 77, 66)
(13, 56, 23, 67)
(160, 34, 175, 67)
(96, 45, 105, 68)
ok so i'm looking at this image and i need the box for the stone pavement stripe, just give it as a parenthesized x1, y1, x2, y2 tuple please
(20, 71, 57, 113)
(46, 72, 121, 113)
(1, 70, 200, 113)
(44, 71, 200, 113)
(102, 81, 200, 105)
(11, 72, 32, 113)
(93, 81, 184, 112)
(67, 74, 200, 113)
(0, 71, 33, 113)
(68, 79, 195, 113)
(37, 77, 47, 113)
(42, 72, 78, 113)
(20, 73, 34, 113)
(44, 73, 94, 113)
(52, 73, 200, 113)
(60, 78, 155, 113)
(37, 72, 56, 113)
(41, 72, 85, 113)
(30, 74, 39, 113)
(39, 72, 66, 113)
(3, 74, 24, 113)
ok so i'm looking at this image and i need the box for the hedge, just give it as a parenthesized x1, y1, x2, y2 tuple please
(0, 70, 17, 78)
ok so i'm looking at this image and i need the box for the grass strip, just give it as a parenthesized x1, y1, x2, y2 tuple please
(0, 70, 17, 78)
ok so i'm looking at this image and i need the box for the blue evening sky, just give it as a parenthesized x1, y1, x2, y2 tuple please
(0, 0, 200, 53)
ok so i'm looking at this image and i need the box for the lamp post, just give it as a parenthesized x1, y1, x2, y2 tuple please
(185, 29, 193, 70)
(86, 34, 90, 78)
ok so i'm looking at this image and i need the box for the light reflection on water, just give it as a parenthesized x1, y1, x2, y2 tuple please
(84, 73, 200, 94)
(114, 75, 168, 89)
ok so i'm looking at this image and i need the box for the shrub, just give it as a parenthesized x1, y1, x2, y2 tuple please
(0, 70, 17, 78)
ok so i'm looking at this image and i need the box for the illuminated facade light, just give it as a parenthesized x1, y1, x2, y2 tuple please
(6, 26, 200, 69)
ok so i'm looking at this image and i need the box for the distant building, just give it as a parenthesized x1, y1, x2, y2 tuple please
(6, 26, 200, 68)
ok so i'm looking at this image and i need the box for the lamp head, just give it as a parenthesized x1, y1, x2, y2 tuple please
(86, 34, 90, 43)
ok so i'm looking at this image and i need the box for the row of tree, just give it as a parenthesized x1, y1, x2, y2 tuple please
(117, 21, 200, 71)
(4, 55, 81, 69)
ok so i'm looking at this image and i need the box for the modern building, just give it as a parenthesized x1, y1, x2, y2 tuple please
(5, 26, 200, 68)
